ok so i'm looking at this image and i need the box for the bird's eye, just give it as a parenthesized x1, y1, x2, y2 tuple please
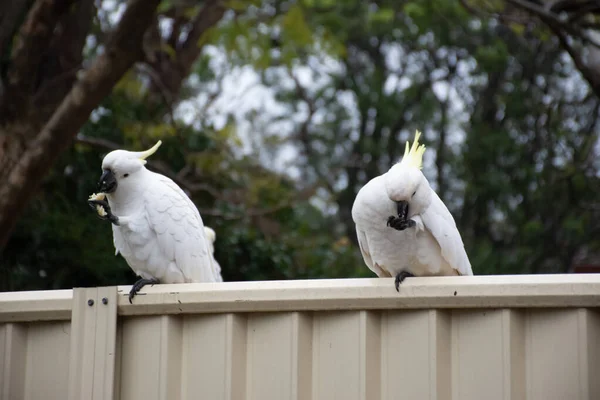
(412, 191, 416, 197)
(124, 173, 129, 178)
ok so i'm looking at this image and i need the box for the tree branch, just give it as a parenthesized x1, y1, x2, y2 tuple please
(287, 68, 339, 194)
(33, 0, 96, 120)
(548, 22, 600, 99)
(290, 71, 316, 157)
(463, 0, 600, 49)
(146, 0, 226, 97)
(0, 0, 30, 60)
(1, 0, 75, 121)
(0, 0, 161, 249)
(459, 0, 530, 23)
(178, 0, 226, 69)
(436, 99, 449, 201)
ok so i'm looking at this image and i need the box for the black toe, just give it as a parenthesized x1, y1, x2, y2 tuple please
(395, 270, 415, 292)
(128, 278, 160, 304)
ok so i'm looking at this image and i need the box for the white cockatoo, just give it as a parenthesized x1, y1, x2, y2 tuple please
(351, 130, 472, 291)
(203, 226, 223, 282)
(88, 141, 221, 302)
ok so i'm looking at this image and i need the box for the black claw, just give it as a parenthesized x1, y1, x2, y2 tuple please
(395, 270, 415, 292)
(386, 216, 416, 231)
(386, 216, 396, 227)
(88, 199, 120, 226)
(128, 278, 160, 304)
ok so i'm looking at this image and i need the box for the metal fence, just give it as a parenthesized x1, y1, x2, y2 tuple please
(1, 275, 599, 400)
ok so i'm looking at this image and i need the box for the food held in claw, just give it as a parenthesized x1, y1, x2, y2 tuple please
(88, 192, 107, 217)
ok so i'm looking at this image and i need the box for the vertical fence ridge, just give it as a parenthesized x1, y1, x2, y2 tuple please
(502, 309, 525, 400)
(0, 323, 26, 400)
(431, 310, 451, 400)
(158, 315, 183, 400)
(584, 309, 600, 399)
(359, 310, 381, 400)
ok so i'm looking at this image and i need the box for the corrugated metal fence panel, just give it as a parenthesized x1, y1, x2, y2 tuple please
(113, 308, 600, 400)
(0, 321, 71, 400)
(110, 309, 600, 400)
(0, 275, 599, 400)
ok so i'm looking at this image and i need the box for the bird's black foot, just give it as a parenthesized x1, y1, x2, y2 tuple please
(395, 270, 415, 292)
(129, 277, 160, 304)
(88, 199, 120, 226)
(386, 216, 416, 231)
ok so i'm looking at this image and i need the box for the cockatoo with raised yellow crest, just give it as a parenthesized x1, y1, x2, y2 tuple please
(351, 130, 472, 291)
(87, 141, 223, 303)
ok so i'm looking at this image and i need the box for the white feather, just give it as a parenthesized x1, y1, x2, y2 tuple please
(204, 226, 223, 282)
(109, 169, 221, 284)
(352, 173, 472, 279)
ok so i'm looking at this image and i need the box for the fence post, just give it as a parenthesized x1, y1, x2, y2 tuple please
(68, 287, 118, 400)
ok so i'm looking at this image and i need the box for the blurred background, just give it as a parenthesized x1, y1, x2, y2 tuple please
(1, 0, 599, 291)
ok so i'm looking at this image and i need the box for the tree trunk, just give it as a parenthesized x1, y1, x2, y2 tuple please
(0, 0, 162, 249)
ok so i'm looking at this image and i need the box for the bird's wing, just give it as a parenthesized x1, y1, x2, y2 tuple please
(144, 174, 218, 282)
(353, 185, 376, 274)
(420, 192, 473, 276)
(212, 258, 223, 282)
(356, 228, 375, 271)
(204, 227, 224, 282)
(352, 177, 397, 277)
(112, 225, 125, 256)
(356, 227, 392, 277)
(111, 210, 159, 279)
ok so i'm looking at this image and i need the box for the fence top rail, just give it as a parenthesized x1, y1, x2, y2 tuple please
(1, 274, 599, 321)
(0, 289, 72, 322)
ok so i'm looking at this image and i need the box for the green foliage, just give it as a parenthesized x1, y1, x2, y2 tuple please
(282, 5, 313, 48)
(2, 0, 600, 292)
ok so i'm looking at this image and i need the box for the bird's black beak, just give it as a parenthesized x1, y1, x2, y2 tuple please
(98, 169, 117, 193)
(396, 200, 409, 220)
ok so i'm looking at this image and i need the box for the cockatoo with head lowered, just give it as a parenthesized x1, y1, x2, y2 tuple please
(88, 141, 222, 302)
(351, 130, 472, 291)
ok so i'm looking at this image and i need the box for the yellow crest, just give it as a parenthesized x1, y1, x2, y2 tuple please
(400, 130, 426, 169)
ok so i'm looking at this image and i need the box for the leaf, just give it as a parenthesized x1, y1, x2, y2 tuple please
(225, 0, 248, 12)
(114, 73, 145, 100)
(562, 216, 585, 235)
(192, 152, 226, 174)
(403, 3, 426, 20)
(159, 43, 176, 59)
(281, 4, 314, 47)
(523, 220, 542, 239)
(157, 0, 173, 14)
(183, 5, 201, 19)
(508, 22, 525, 35)
(147, 123, 177, 139)
(211, 122, 243, 147)
(197, 26, 219, 48)
(369, 7, 394, 24)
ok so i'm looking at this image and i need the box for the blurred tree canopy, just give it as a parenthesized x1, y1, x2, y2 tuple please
(1, 0, 599, 291)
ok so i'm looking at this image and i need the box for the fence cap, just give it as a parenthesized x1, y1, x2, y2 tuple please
(114, 274, 600, 316)
(1, 275, 599, 321)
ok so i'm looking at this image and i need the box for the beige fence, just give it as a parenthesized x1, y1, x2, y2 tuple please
(1, 274, 599, 400)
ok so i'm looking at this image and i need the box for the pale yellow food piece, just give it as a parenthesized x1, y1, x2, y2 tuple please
(88, 192, 106, 201)
(89, 192, 108, 217)
(96, 205, 107, 217)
